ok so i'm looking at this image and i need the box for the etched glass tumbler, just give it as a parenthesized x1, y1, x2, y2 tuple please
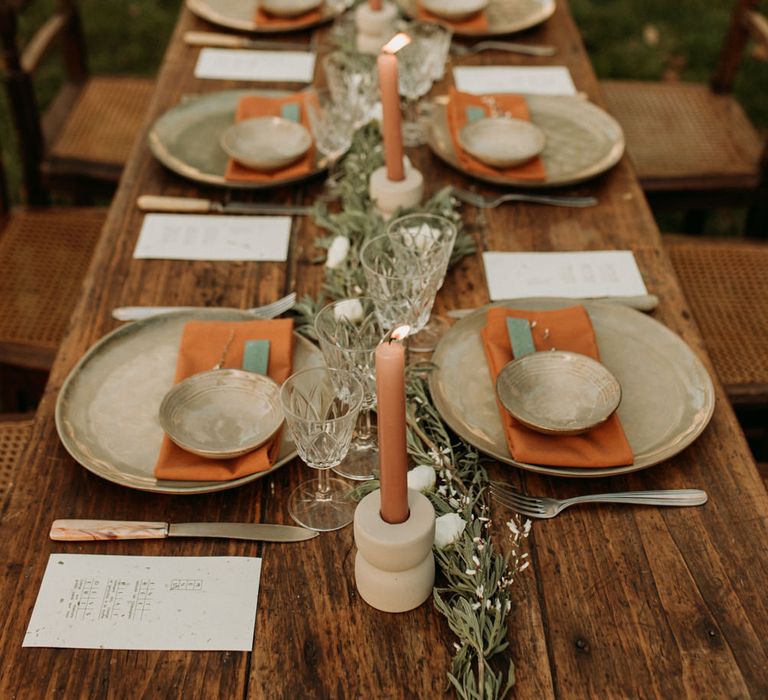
(280, 367, 364, 531)
(314, 297, 385, 481)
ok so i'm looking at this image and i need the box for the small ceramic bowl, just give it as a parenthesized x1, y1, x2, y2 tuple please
(260, 0, 323, 18)
(495, 351, 622, 436)
(159, 369, 284, 458)
(458, 116, 546, 168)
(421, 0, 488, 21)
(220, 117, 312, 172)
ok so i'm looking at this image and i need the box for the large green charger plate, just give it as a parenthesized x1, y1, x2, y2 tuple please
(148, 89, 326, 189)
(55, 309, 323, 494)
(429, 299, 715, 478)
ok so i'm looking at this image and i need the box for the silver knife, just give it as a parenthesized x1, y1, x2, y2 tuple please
(183, 30, 310, 52)
(50, 519, 318, 543)
(137, 195, 314, 216)
(447, 294, 660, 317)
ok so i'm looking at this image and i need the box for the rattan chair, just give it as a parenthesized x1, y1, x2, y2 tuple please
(0, 140, 104, 376)
(601, 0, 768, 232)
(0, 414, 32, 517)
(664, 234, 768, 405)
(0, 0, 153, 203)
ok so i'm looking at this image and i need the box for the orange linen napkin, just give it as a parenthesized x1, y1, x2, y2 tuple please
(154, 319, 294, 481)
(481, 306, 633, 468)
(254, 5, 323, 28)
(417, 4, 489, 32)
(224, 92, 317, 183)
(446, 87, 547, 181)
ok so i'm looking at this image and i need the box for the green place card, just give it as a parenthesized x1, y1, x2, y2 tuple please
(280, 103, 301, 123)
(465, 106, 486, 123)
(506, 318, 536, 358)
(243, 339, 270, 375)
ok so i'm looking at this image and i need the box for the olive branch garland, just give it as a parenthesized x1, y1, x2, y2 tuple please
(294, 122, 530, 699)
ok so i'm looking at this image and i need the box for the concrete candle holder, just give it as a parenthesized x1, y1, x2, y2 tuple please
(353, 488, 436, 613)
(355, 2, 397, 55)
(369, 159, 424, 219)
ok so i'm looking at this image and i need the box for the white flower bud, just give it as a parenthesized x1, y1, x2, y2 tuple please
(406, 465, 437, 493)
(434, 512, 467, 548)
(325, 236, 350, 269)
(332, 298, 364, 323)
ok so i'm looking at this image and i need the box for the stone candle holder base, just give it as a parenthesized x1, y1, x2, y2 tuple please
(353, 488, 435, 613)
(354, 2, 397, 55)
(369, 161, 424, 219)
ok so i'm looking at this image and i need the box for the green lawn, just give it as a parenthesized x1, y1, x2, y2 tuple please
(1, 0, 765, 232)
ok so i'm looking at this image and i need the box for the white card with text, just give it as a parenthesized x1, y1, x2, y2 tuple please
(194, 48, 315, 82)
(453, 66, 577, 95)
(133, 214, 291, 261)
(24, 554, 262, 650)
(483, 250, 648, 300)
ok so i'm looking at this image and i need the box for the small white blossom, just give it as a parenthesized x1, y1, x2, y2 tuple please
(507, 519, 520, 536)
(333, 298, 364, 323)
(471, 602, 481, 611)
(406, 465, 436, 493)
(472, 555, 481, 567)
(434, 512, 467, 548)
(485, 599, 492, 610)
(505, 600, 512, 613)
(448, 497, 460, 510)
(519, 561, 530, 572)
(465, 568, 476, 576)
(475, 584, 484, 599)
(325, 236, 350, 269)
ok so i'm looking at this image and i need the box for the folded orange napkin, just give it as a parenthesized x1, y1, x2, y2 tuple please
(417, 4, 489, 32)
(224, 92, 317, 183)
(255, 4, 323, 27)
(154, 319, 295, 481)
(446, 87, 547, 181)
(481, 306, 633, 468)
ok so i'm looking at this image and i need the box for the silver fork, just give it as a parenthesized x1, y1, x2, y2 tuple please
(451, 41, 556, 58)
(451, 187, 598, 209)
(490, 481, 708, 519)
(112, 292, 297, 322)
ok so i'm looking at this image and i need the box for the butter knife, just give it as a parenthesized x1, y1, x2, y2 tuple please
(137, 195, 313, 216)
(184, 31, 310, 51)
(50, 519, 318, 543)
(447, 294, 660, 317)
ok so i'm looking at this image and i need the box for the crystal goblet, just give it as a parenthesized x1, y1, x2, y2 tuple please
(359, 214, 457, 346)
(306, 88, 356, 186)
(322, 52, 379, 129)
(314, 297, 386, 481)
(396, 35, 435, 147)
(280, 367, 364, 531)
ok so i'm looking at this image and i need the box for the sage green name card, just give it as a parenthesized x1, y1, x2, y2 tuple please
(243, 340, 270, 375)
(506, 318, 536, 358)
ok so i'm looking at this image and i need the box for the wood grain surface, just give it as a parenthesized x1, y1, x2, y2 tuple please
(1, 2, 767, 698)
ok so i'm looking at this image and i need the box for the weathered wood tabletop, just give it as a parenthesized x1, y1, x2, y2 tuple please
(2, 2, 767, 697)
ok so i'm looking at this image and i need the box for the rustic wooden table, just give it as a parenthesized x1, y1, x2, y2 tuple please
(2, 2, 767, 697)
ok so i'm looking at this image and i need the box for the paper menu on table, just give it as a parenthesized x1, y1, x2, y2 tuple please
(452, 66, 577, 96)
(133, 214, 291, 261)
(194, 48, 316, 82)
(482, 251, 648, 301)
(24, 554, 262, 650)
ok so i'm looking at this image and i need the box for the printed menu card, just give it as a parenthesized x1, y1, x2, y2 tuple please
(24, 554, 262, 650)
(483, 250, 648, 300)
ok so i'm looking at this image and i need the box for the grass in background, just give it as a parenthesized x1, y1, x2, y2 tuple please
(0, 0, 181, 202)
(1, 0, 765, 232)
(572, 0, 768, 234)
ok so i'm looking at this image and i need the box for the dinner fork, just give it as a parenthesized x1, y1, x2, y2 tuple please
(112, 292, 297, 322)
(451, 41, 556, 58)
(490, 481, 708, 519)
(451, 187, 598, 209)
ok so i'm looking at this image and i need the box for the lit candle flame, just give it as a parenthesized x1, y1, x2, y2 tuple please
(391, 325, 411, 341)
(382, 33, 411, 55)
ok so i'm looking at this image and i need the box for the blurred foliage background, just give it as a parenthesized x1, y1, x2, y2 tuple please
(1, 0, 765, 231)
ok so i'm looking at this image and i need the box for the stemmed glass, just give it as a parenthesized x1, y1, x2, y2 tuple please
(314, 297, 386, 481)
(396, 35, 435, 146)
(322, 52, 379, 129)
(407, 21, 453, 82)
(359, 214, 458, 349)
(306, 88, 357, 186)
(280, 367, 364, 531)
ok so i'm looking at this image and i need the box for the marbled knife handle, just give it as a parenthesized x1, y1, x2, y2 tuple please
(137, 195, 212, 213)
(50, 520, 169, 541)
